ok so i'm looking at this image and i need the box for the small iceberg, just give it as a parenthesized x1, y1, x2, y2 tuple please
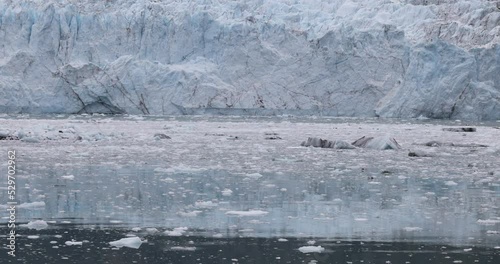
(225, 210, 269, 217)
(20, 220, 48, 230)
(301, 137, 355, 149)
(352, 136, 401, 150)
(298, 246, 325, 253)
(109, 237, 144, 249)
(65, 240, 83, 246)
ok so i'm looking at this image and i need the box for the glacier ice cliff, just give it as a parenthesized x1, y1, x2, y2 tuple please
(0, 0, 499, 120)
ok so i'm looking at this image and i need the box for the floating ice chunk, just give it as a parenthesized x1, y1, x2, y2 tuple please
(178, 210, 203, 217)
(21, 137, 39, 143)
(403, 227, 423, 232)
(65, 240, 83, 246)
(225, 210, 269, 217)
(221, 188, 233, 196)
(145, 228, 159, 233)
(298, 246, 325, 253)
(21, 220, 48, 230)
(477, 219, 500, 225)
(301, 137, 355, 149)
(194, 201, 218, 208)
(352, 136, 401, 150)
(165, 227, 188, 236)
(109, 237, 143, 249)
(245, 173, 263, 179)
(354, 218, 368, 221)
(171, 246, 196, 251)
(155, 165, 206, 174)
(131, 227, 142, 232)
(486, 230, 499, 234)
(444, 181, 458, 186)
(154, 167, 170, 173)
(278, 238, 288, 242)
(165, 231, 184, 237)
(160, 177, 175, 183)
(18, 201, 45, 209)
(61, 175, 75, 180)
(27, 235, 39, 239)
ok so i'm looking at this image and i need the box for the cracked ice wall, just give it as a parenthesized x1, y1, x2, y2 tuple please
(0, 0, 499, 120)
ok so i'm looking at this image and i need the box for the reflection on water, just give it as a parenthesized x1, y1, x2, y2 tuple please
(5, 165, 499, 247)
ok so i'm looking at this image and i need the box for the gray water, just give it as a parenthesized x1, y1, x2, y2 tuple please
(6, 164, 500, 247)
(0, 115, 499, 263)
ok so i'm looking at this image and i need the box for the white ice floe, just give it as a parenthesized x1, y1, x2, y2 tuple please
(65, 240, 83, 246)
(170, 246, 196, 251)
(444, 181, 458, 186)
(298, 246, 325, 253)
(27, 235, 40, 239)
(145, 228, 159, 233)
(477, 219, 500, 225)
(178, 211, 203, 217)
(157, 165, 206, 174)
(245, 173, 263, 179)
(225, 210, 269, 217)
(221, 189, 233, 196)
(194, 201, 218, 209)
(165, 227, 188, 236)
(61, 175, 75, 180)
(20, 220, 48, 230)
(109, 237, 144, 249)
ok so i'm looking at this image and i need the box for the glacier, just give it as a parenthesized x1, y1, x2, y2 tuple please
(0, 0, 499, 120)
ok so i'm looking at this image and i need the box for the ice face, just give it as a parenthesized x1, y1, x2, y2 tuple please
(0, 0, 499, 120)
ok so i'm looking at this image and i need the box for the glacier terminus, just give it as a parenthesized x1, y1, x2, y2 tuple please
(0, 0, 499, 120)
